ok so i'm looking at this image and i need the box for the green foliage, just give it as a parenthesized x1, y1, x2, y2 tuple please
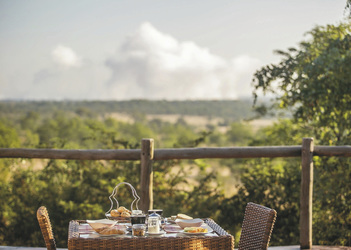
(226, 122, 253, 145)
(313, 157, 351, 246)
(0, 109, 231, 248)
(251, 21, 351, 246)
(0, 120, 20, 148)
(253, 22, 351, 145)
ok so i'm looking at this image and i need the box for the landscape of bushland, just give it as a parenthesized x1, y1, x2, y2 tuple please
(1, 21, 351, 248)
(0, 99, 269, 247)
(0, 98, 348, 248)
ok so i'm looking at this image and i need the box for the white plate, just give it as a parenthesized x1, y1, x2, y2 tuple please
(148, 231, 165, 235)
(182, 226, 213, 235)
(182, 231, 208, 235)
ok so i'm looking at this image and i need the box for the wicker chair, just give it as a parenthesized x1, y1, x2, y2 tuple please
(238, 202, 277, 250)
(37, 206, 56, 250)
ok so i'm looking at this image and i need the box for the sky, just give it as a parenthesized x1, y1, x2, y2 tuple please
(0, 0, 348, 101)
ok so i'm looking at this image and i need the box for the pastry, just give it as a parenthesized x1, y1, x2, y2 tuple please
(110, 209, 120, 217)
(117, 206, 127, 213)
(121, 211, 131, 217)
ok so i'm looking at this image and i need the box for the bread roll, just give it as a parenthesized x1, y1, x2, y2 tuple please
(121, 211, 131, 217)
(176, 213, 193, 220)
(117, 206, 127, 213)
(110, 209, 120, 217)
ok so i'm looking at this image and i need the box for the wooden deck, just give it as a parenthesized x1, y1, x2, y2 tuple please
(1, 246, 350, 250)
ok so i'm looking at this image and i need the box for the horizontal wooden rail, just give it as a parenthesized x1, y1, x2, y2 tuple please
(0, 148, 140, 160)
(1, 146, 351, 160)
(154, 146, 302, 160)
(314, 146, 351, 157)
(0, 146, 302, 160)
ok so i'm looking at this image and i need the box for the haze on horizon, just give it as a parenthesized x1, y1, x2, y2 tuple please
(0, 0, 348, 101)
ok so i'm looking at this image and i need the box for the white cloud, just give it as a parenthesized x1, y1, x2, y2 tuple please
(52, 45, 82, 68)
(2, 23, 262, 101)
(105, 22, 262, 100)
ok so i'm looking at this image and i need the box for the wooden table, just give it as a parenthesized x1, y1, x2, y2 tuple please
(68, 218, 234, 249)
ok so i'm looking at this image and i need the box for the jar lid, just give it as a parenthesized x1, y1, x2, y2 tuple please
(133, 224, 146, 229)
(132, 210, 143, 215)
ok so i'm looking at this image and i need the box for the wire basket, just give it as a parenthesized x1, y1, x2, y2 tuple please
(105, 182, 141, 222)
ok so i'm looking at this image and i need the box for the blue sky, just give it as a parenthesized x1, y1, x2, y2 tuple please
(0, 0, 348, 100)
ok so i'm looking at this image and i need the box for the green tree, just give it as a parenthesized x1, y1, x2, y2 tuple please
(0, 121, 21, 243)
(251, 22, 351, 245)
(253, 22, 351, 145)
(226, 122, 253, 146)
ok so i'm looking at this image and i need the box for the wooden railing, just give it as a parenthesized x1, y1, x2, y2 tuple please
(1, 137, 351, 249)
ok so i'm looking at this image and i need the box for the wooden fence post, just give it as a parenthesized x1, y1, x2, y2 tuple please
(140, 138, 154, 213)
(300, 137, 314, 249)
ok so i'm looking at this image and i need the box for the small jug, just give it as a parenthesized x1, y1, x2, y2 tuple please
(147, 211, 161, 233)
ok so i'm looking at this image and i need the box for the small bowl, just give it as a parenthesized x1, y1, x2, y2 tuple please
(175, 218, 203, 229)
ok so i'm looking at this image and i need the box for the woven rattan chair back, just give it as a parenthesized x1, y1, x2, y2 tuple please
(238, 202, 277, 250)
(37, 206, 56, 250)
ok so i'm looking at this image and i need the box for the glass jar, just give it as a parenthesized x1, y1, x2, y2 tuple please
(132, 224, 146, 236)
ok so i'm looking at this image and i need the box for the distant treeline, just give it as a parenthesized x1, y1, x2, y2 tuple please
(0, 99, 259, 121)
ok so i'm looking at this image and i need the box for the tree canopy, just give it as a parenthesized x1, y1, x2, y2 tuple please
(250, 21, 351, 245)
(253, 22, 351, 145)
